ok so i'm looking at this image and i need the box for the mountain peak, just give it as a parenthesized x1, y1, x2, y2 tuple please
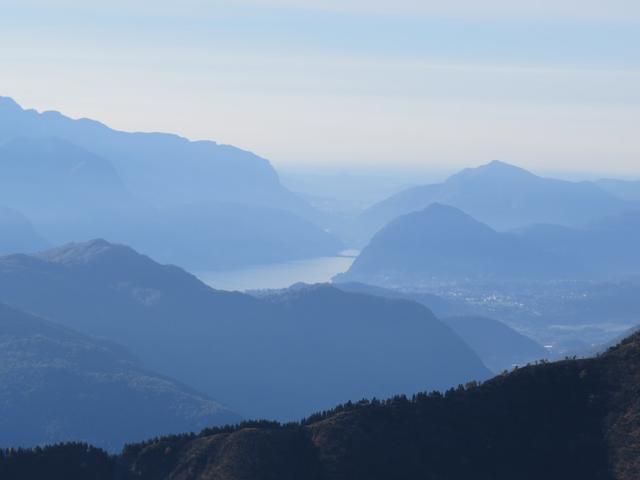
(410, 203, 486, 229)
(486, 159, 517, 168)
(0, 96, 22, 113)
(449, 160, 536, 184)
(482, 160, 530, 172)
(36, 239, 138, 266)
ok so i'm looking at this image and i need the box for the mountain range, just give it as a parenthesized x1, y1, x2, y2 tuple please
(0, 96, 298, 212)
(355, 160, 635, 245)
(0, 239, 490, 421)
(0, 303, 239, 451)
(333, 281, 469, 317)
(341, 203, 640, 287)
(333, 282, 545, 372)
(517, 210, 640, 278)
(5, 329, 640, 479)
(0, 97, 340, 268)
(341, 203, 576, 285)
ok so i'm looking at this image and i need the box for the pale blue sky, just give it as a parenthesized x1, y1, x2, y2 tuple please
(1, 0, 639, 175)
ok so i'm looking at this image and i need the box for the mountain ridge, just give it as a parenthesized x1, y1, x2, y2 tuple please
(0, 239, 490, 421)
(4, 330, 640, 479)
(343, 202, 640, 287)
(355, 160, 633, 244)
(0, 302, 240, 451)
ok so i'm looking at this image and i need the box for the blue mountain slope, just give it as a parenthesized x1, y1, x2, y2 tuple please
(0, 240, 491, 421)
(0, 302, 239, 451)
(0, 96, 307, 214)
(356, 160, 632, 244)
(0, 205, 48, 255)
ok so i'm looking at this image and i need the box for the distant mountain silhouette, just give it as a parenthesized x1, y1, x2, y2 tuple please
(342, 203, 640, 286)
(597, 178, 640, 202)
(0, 302, 239, 451)
(154, 201, 343, 270)
(0, 96, 308, 214)
(8, 330, 640, 479)
(0, 96, 341, 267)
(340, 203, 576, 285)
(0, 205, 48, 255)
(517, 210, 640, 278)
(356, 160, 632, 244)
(333, 281, 469, 317)
(0, 137, 148, 244)
(333, 283, 546, 372)
(0, 240, 490, 421)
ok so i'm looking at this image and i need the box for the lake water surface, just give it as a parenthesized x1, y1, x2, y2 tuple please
(196, 253, 357, 292)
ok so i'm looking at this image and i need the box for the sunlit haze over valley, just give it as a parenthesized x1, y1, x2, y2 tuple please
(1, 2, 640, 479)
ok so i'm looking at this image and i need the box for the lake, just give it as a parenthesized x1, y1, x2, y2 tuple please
(196, 252, 357, 292)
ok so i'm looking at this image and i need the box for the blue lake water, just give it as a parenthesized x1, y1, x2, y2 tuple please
(196, 252, 357, 292)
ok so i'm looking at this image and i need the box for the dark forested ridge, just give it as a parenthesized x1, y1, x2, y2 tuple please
(3, 331, 640, 480)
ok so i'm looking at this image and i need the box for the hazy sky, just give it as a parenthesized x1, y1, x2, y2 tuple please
(1, 1, 639, 175)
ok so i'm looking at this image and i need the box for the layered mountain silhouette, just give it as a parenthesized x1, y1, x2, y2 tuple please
(341, 203, 577, 285)
(5, 331, 640, 480)
(334, 281, 469, 317)
(0, 303, 239, 451)
(444, 315, 547, 372)
(342, 203, 640, 286)
(333, 282, 545, 372)
(154, 202, 342, 269)
(0, 138, 148, 245)
(0, 96, 304, 213)
(517, 210, 640, 278)
(0, 240, 490, 421)
(0, 205, 48, 255)
(0, 97, 341, 267)
(597, 178, 640, 202)
(356, 160, 633, 244)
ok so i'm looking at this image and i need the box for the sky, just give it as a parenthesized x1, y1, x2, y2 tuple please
(1, 0, 639, 176)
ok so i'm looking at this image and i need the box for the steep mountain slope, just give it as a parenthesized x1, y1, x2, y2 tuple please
(444, 315, 547, 372)
(344, 203, 640, 287)
(517, 210, 640, 278)
(0, 240, 490, 421)
(357, 160, 631, 243)
(333, 281, 468, 317)
(333, 283, 545, 372)
(0, 137, 130, 206)
(154, 202, 342, 270)
(0, 99, 343, 267)
(6, 331, 640, 480)
(0, 137, 148, 245)
(0, 96, 307, 215)
(0, 205, 48, 255)
(253, 284, 491, 419)
(341, 203, 575, 286)
(0, 303, 239, 451)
